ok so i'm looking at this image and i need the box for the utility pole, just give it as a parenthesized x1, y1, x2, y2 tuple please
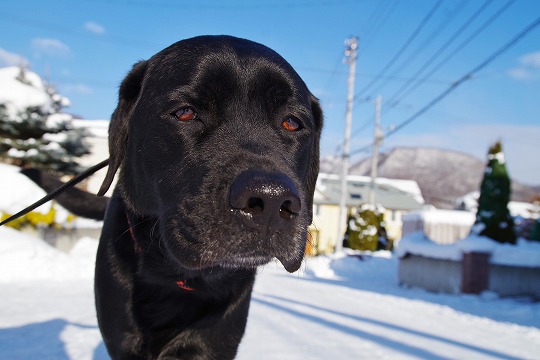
(335, 36, 358, 254)
(369, 95, 383, 206)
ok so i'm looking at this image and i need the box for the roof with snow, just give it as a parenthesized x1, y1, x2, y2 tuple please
(315, 173, 424, 210)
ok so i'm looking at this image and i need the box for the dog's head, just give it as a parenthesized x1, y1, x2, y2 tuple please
(99, 36, 322, 273)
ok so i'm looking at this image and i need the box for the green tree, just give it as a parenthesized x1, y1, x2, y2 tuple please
(472, 141, 516, 244)
(346, 204, 386, 251)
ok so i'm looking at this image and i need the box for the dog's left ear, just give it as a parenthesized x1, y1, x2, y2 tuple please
(307, 94, 323, 193)
(98, 60, 148, 196)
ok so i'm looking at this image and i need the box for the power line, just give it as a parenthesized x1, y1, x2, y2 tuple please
(367, 0, 469, 97)
(350, 15, 540, 156)
(377, 0, 494, 109)
(358, 0, 399, 57)
(81, 0, 359, 10)
(385, 0, 516, 110)
(0, 10, 161, 49)
(356, 0, 444, 97)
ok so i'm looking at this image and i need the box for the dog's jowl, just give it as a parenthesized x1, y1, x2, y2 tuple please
(94, 35, 322, 359)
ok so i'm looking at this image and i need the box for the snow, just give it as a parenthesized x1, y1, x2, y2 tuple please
(457, 191, 539, 219)
(397, 231, 540, 268)
(46, 112, 72, 128)
(0, 226, 539, 359)
(0, 66, 52, 117)
(316, 173, 425, 206)
(0, 163, 101, 226)
(72, 119, 109, 138)
(405, 208, 476, 226)
(488, 151, 506, 164)
(395, 231, 462, 261)
(0, 163, 53, 215)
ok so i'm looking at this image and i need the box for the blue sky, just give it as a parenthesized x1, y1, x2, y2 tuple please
(1, 0, 539, 185)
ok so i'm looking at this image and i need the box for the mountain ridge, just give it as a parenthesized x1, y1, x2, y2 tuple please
(321, 147, 539, 209)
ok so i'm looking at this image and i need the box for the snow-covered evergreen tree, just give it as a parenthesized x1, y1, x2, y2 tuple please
(345, 204, 388, 251)
(0, 65, 90, 175)
(471, 141, 516, 244)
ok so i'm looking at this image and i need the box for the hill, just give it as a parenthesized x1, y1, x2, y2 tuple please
(326, 147, 538, 209)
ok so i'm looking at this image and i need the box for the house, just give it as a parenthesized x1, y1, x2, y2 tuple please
(401, 208, 475, 245)
(309, 173, 424, 255)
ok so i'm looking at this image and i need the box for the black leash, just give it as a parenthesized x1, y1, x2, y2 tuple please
(0, 159, 110, 227)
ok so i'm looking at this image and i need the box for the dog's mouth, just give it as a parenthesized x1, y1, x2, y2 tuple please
(181, 254, 302, 273)
(165, 221, 305, 273)
(218, 251, 303, 273)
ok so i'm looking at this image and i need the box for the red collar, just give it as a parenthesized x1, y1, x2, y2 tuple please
(126, 212, 195, 292)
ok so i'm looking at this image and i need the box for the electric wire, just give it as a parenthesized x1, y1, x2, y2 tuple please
(367, 0, 469, 98)
(349, 15, 540, 157)
(356, 0, 444, 98)
(0, 10, 161, 49)
(358, 0, 399, 57)
(375, 0, 494, 110)
(385, 0, 516, 111)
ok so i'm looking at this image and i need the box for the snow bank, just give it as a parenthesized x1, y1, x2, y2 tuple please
(397, 231, 540, 268)
(395, 231, 462, 261)
(1, 229, 539, 359)
(0, 163, 86, 225)
(0, 163, 53, 215)
(0, 226, 97, 282)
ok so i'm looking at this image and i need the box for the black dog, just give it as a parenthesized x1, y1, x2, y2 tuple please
(27, 35, 322, 359)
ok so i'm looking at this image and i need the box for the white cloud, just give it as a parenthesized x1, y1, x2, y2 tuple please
(64, 83, 93, 95)
(84, 21, 106, 35)
(519, 51, 540, 68)
(508, 51, 540, 81)
(31, 38, 70, 56)
(507, 67, 533, 80)
(0, 48, 28, 67)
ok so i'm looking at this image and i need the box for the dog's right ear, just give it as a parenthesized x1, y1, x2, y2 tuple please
(98, 60, 148, 196)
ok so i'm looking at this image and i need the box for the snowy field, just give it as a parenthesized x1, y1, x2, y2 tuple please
(1, 226, 539, 360)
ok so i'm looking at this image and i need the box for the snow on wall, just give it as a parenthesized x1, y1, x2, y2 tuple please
(396, 231, 540, 268)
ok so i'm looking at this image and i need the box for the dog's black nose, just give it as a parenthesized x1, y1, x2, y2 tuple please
(229, 171, 301, 232)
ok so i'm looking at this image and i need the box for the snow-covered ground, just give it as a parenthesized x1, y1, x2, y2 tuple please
(1, 225, 539, 360)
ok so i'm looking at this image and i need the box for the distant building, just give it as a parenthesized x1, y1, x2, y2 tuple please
(309, 173, 425, 255)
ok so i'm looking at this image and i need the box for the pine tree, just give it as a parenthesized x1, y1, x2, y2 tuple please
(0, 68, 91, 176)
(472, 141, 517, 244)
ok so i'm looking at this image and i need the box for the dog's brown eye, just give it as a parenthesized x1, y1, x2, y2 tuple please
(175, 107, 197, 122)
(282, 117, 302, 132)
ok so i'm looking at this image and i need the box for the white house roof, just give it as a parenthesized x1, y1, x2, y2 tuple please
(315, 173, 424, 211)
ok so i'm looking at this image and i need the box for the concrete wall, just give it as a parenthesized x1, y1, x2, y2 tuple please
(490, 264, 540, 297)
(398, 255, 461, 294)
(398, 254, 540, 298)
